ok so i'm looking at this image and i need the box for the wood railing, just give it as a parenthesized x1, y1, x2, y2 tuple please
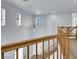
(1, 27, 70, 59)
(58, 26, 77, 59)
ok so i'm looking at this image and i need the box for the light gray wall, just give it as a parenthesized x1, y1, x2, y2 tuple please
(1, 0, 33, 59)
(46, 14, 72, 34)
(1, 0, 33, 45)
(32, 14, 72, 38)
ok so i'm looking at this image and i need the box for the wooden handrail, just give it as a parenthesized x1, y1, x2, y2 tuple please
(1, 35, 58, 52)
(2, 33, 67, 53)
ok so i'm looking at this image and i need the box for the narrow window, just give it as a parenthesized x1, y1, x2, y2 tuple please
(33, 16, 40, 31)
(16, 13, 21, 26)
(1, 8, 6, 26)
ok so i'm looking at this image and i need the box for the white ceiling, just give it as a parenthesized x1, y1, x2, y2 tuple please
(4, 0, 77, 15)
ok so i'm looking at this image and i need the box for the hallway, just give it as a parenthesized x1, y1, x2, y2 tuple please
(1, 0, 77, 59)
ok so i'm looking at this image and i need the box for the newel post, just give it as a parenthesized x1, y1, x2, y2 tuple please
(64, 28, 70, 59)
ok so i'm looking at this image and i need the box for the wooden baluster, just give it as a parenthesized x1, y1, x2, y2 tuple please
(16, 49, 18, 59)
(76, 26, 77, 39)
(48, 40, 50, 59)
(61, 34, 64, 59)
(64, 34, 66, 59)
(36, 43, 38, 59)
(60, 35, 63, 59)
(58, 28, 61, 59)
(53, 39, 54, 59)
(62, 35, 65, 59)
(57, 38, 58, 59)
(68, 28, 70, 59)
(59, 34, 61, 59)
(42, 42, 44, 59)
(63, 49, 65, 59)
(1, 52, 4, 59)
(62, 35, 64, 59)
(61, 35, 63, 59)
(27, 46, 29, 59)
